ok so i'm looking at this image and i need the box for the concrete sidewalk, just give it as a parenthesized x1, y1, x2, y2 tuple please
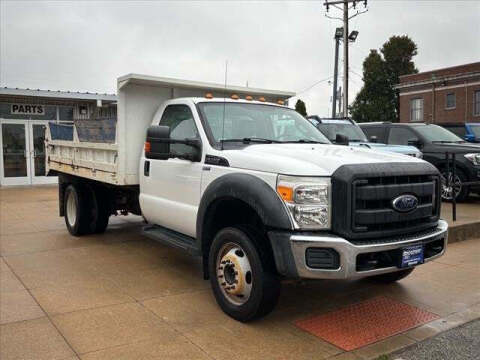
(1, 185, 479, 360)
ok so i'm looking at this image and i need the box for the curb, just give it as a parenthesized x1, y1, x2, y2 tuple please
(447, 221, 480, 243)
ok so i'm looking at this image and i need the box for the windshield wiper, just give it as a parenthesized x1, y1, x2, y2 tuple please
(220, 137, 281, 144)
(283, 139, 328, 144)
(432, 140, 464, 144)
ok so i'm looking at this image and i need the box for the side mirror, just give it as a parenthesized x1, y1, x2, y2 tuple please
(370, 135, 378, 143)
(335, 134, 350, 146)
(408, 139, 422, 148)
(145, 125, 202, 162)
(145, 125, 170, 160)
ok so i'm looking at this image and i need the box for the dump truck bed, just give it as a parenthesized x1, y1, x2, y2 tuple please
(46, 73, 295, 186)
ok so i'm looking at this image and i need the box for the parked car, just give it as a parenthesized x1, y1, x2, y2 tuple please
(438, 123, 480, 143)
(307, 116, 422, 158)
(360, 122, 480, 201)
(46, 74, 448, 322)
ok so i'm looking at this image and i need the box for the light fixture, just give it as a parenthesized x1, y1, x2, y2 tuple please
(348, 31, 359, 42)
(334, 27, 344, 39)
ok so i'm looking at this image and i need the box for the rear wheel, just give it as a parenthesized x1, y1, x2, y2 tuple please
(369, 268, 414, 283)
(64, 184, 95, 236)
(92, 188, 110, 233)
(208, 226, 280, 322)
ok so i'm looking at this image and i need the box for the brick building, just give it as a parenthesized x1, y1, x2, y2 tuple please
(396, 62, 480, 124)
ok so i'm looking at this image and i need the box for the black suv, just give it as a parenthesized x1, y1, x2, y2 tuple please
(359, 122, 480, 201)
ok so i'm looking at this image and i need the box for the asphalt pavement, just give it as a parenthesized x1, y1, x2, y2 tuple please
(392, 319, 480, 360)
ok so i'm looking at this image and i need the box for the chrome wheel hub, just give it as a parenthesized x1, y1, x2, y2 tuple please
(216, 243, 252, 305)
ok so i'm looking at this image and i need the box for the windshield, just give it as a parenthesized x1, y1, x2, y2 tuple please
(317, 122, 367, 142)
(469, 124, 480, 137)
(197, 102, 330, 144)
(415, 124, 464, 143)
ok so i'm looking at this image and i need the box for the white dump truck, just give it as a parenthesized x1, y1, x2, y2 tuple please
(46, 74, 448, 321)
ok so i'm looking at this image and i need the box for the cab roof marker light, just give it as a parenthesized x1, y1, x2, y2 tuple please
(205, 93, 213, 99)
(231, 94, 239, 100)
(277, 100, 285, 105)
(245, 95, 253, 101)
(258, 97, 266, 102)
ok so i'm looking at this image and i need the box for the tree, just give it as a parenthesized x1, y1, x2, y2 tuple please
(295, 99, 307, 117)
(351, 35, 418, 123)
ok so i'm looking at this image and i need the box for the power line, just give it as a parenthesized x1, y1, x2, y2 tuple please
(349, 68, 363, 80)
(296, 75, 334, 95)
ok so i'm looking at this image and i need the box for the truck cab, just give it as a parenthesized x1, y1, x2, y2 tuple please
(47, 74, 448, 322)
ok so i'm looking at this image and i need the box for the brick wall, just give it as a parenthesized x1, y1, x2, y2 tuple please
(398, 62, 480, 124)
(400, 62, 480, 84)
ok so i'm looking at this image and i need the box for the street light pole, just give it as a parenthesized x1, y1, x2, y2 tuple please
(332, 30, 341, 118)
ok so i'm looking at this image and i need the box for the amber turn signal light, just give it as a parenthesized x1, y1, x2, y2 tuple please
(277, 185, 293, 202)
(144, 141, 151, 153)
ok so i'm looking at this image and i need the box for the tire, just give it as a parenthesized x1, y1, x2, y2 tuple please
(64, 184, 95, 236)
(369, 268, 414, 283)
(208, 226, 281, 322)
(92, 188, 110, 234)
(441, 168, 469, 202)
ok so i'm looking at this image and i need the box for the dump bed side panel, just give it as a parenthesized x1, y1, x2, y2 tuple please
(118, 84, 172, 185)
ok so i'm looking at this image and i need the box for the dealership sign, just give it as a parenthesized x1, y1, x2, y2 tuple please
(11, 104, 45, 115)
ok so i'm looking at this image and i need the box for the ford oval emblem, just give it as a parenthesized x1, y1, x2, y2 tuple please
(392, 194, 418, 213)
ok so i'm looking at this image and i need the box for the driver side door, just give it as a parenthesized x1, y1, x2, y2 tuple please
(140, 104, 202, 237)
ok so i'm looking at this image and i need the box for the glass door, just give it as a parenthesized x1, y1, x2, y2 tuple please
(0, 120, 31, 185)
(29, 122, 57, 185)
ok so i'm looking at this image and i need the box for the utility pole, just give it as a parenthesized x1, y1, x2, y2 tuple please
(324, 0, 367, 117)
(343, 2, 349, 118)
(332, 28, 342, 118)
(337, 86, 342, 117)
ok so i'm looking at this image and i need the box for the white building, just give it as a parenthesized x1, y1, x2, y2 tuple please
(0, 88, 117, 186)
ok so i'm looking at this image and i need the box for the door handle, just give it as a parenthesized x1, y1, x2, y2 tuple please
(144, 161, 150, 176)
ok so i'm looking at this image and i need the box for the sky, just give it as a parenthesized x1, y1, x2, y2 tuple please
(1, 0, 479, 117)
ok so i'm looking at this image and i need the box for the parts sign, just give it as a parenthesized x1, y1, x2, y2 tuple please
(11, 104, 45, 115)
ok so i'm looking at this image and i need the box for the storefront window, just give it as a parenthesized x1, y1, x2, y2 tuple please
(59, 106, 74, 121)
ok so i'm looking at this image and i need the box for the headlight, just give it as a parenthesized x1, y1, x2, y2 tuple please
(276, 175, 331, 230)
(464, 153, 480, 166)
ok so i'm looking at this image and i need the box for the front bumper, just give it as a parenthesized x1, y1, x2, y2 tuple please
(268, 219, 448, 280)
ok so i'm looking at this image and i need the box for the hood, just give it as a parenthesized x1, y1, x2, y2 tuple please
(430, 142, 480, 153)
(349, 142, 420, 155)
(221, 144, 425, 176)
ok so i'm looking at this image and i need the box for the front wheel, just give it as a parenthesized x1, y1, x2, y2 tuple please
(208, 226, 280, 322)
